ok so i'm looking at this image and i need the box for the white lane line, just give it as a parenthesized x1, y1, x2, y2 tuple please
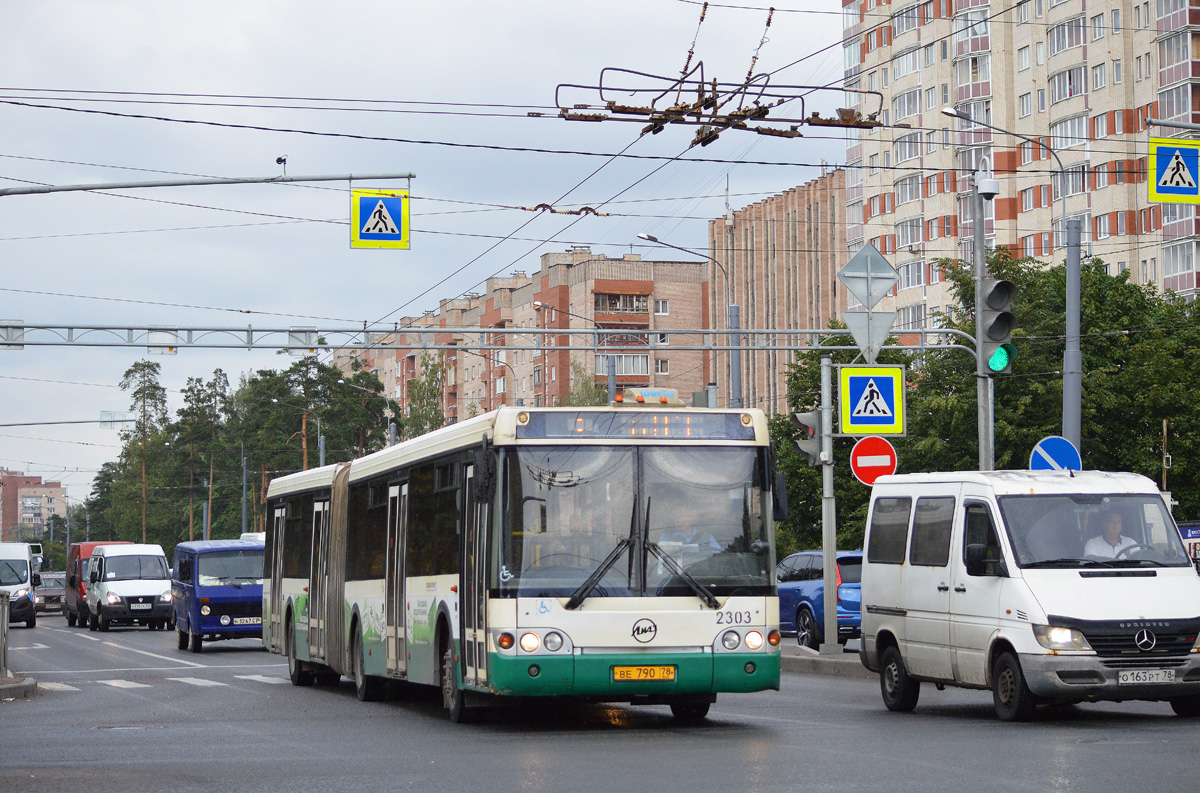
(167, 677, 227, 687)
(101, 641, 207, 668)
(8, 643, 50, 650)
(38, 682, 80, 691)
(235, 675, 290, 685)
(99, 680, 151, 689)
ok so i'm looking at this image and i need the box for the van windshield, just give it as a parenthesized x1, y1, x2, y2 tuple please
(197, 550, 264, 586)
(0, 559, 30, 586)
(104, 555, 169, 581)
(997, 494, 1190, 568)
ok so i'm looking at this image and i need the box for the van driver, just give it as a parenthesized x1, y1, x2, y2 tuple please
(1084, 512, 1138, 558)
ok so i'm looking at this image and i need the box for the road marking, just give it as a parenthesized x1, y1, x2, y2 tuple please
(99, 680, 151, 689)
(38, 682, 80, 691)
(236, 674, 289, 685)
(167, 677, 227, 687)
(8, 642, 50, 650)
(101, 641, 207, 668)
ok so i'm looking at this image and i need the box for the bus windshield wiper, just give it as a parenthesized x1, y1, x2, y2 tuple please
(645, 541, 720, 609)
(564, 537, 632, 610)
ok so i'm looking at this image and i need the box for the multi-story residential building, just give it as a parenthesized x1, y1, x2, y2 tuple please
(334, 248, 711, 421)
(0, 470, 67, 541)
(707, 169, 850, 415)
(842, 0, 1198, 326)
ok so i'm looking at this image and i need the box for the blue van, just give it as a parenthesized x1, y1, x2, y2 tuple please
(172, 539, 265, 653)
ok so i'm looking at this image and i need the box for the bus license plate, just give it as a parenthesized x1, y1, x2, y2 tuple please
(232, 617, 262, 625)
(613, 665, 675, 682)
(1118, 669, 1175, 685)
(130, 603, 152, 610)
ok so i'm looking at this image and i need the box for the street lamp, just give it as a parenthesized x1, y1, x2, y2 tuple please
(534, 300, 616, 403)
(941, 106, 1082, 455)
(638, 233, 742, 408)
(338, 379, 397, 446)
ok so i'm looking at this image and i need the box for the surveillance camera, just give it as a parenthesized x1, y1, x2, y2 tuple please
(276, 155, 288, 165)
(977, 176, 1000, 200)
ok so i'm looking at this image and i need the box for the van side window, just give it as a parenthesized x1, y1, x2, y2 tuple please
(867, 497, 912, 564)
(964, 502, 1003, 575)
(910, 497, 955, 566)
(177, 555, 194, 583)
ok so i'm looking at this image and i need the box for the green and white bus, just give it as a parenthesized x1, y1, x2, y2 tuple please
(263, 393, 783, 721)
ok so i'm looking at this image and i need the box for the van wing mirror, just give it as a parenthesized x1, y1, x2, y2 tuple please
(32, 573, 42, 587)
(965, 543, 988, 576)
(89, 570, 98, 584)
(69, 575, 77, 588)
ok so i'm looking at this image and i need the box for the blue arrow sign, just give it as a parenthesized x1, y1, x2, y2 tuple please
(1029, 435, 1082, 471)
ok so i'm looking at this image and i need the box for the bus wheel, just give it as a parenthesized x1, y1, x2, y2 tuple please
(669, 698, 711, 721)
(287, 618, 314, 686)
(353, 633, 385, 702)
(440, 642, 472, 723)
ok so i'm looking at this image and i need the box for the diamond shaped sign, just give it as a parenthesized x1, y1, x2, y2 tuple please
(838, 242, 899, 310)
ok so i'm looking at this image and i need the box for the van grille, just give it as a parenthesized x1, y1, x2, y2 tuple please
(206, 601, 259, 617)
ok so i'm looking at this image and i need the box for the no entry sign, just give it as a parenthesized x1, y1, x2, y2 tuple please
(850, 436, 897, 485)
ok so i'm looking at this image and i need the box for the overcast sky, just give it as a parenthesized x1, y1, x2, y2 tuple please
(0, 0, 846, 502)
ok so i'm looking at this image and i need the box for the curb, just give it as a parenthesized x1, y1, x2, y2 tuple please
(781, 650, 876, 681)
(0, 675, 38, 700)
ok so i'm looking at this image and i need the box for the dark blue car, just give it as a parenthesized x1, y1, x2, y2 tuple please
(172, 539, 264, 653)
(777, 551, 862, 649)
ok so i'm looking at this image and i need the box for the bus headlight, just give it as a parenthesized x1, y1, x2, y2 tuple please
(1033, 624, 1092, 652)
(220, 615, 232, 626)
(744, 630, 764, 650)
(201, 605, 211, 616)
(543, 632, 564, 652)
(520, 632, 540, 652)
(722, 630, 741, 650)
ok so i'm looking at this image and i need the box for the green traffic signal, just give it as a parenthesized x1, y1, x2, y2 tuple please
(979, 278, 1017, 376)
(986, 343, 1016, 373)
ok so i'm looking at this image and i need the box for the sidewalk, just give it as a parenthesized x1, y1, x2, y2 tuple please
(780, 645, 876, 681)
(1, 672, 37, 700)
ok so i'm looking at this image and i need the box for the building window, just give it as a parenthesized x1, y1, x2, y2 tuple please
(1092, 63, 1106, 90)
(1161, 84, 1192, 121)
(893, 89, 922, 122)
(1095, 164, 1109, 188)
(1053, 163, 1088, 198)
(596, 354, 649, 376)
(893, 4, 920, 36)
(954, 9, 989, 43)
(896, 217, 924, 248)
(895, 132, 922, 163)
(870, 153, 879, 173)
(1113, 59, 1122, 83)
(1018, 47, 1030, 71)
(898, 259, 926, 289)
(1038, 89, 1046, 112)
(654, 299, 669, 315)
(1096, 214, 1110, 239)
(1049, 67, 1087, 103)
(894, 48, 921, 79)
(1048, 18, 1085, 57)
(1021, 141, 1033, 164)
(1094, 113, 1108, 139)
(1160, 32, 1191, 71)
(954, 54, 990, 86)
(896, 174, 922, 205)
(655, 359, 669, 375)
(1091, 14, 1104, 40)
(1021, 187, 1034, 211)
(925, 86, 937, 109)
(1019, 93, 1032, 117)
(1111, 9, 1121, 33)
(653, 333, 668, 346)
(594, 293, 648, 313)
(924, 43, 934, 66)
(1036, 41, 1045, 65)
(1017, 0, 1030, 23)
(1163, 242, 1195, 276)
(896, 303, 928, 330)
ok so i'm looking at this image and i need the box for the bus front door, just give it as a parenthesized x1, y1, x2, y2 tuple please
(385, 483, 408, 676)
(269, 505, 287, 652)
(462, 466, 488, 687)
(308, 499, 329, 659)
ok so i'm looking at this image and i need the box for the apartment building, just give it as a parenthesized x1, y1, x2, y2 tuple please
(842, 0, 1198, 327)
(334, 248, 711, 421)
(706, 169, 850, 415)
(0, 469, 67, 542)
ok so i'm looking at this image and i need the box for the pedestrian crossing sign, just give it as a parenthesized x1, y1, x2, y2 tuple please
(351, 188, 410, 249)
(838, 364, 906, 436)
(1149, 138, 1200, 205)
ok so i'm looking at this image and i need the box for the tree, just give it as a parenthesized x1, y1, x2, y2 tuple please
(404, 353, 446, 440)
(120, 360, 167, 543)
(558, 359, 608, 407)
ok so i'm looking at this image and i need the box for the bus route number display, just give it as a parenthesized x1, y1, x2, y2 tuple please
(517, 411, 756, 440)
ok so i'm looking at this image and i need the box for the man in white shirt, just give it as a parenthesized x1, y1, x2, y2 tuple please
(1084, 512, 1138, 558)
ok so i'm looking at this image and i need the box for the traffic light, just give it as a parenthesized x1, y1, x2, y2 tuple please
(791, 410, 823, 467)
(979, 278, 1017, 375)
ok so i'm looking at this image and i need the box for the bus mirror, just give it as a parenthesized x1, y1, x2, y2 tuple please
(773, 472, 789, 522)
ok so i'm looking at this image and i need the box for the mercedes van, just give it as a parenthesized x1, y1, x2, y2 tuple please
(1, 542, 40, 628)
(172, 539, 264, 652)
(859, 470, 1200, 721)
(85, 543, 173, 631)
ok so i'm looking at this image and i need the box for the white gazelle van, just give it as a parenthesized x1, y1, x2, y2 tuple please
(859, 470, 1200, 721)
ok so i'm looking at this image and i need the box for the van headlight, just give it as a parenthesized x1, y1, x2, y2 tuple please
(12, 588, 29, 600)
(1033, 624, 1092, 652)
(105, 591, 121, 605)
(158, 591, 173, 603)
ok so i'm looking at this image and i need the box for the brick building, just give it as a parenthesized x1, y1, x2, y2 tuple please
(0, 470, 67, 542)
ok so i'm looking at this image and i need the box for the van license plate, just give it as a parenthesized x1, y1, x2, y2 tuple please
(1118, 669, 1175, 685)
(612, 665, 675, 682)
(130, 603, 152, 610)
(232, 617, 262, 625)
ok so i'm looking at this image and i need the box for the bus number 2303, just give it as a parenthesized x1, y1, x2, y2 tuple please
(716, 611, 753, 625)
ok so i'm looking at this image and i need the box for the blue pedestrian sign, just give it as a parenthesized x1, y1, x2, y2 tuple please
(351, 188, 410, 249)
(1029, 435, 1082, 472)
(838, 365, 906, 436)
(1149, 137, 1200, 205)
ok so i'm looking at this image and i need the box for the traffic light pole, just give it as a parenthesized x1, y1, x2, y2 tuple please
(974, 179, 994, 472)
(1063, 219, 1083, 452)
(818, 355, 839, 656)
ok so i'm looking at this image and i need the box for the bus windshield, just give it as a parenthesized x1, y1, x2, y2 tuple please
(497, 446, 772, 599)
(197, 550, 264, 586)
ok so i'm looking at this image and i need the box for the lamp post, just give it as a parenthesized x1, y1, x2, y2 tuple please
(338, 379, 397, 446)
(941, 107, 1081, 455)
(637, 233, 742, 408)
(534, 301, 616, 403)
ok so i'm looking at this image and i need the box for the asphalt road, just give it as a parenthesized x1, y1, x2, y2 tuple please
(4, 612, 1198, 793)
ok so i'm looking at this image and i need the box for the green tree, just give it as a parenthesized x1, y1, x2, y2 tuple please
(119, 360, 168, 543)
(403, 352, 446, 440)
(558, 359, 608, 407)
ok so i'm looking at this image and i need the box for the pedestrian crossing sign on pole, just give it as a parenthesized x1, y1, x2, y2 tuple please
(351, 188, 410, 249)
(838, 364, 906, 436)
(1148, 137, 1200, 205)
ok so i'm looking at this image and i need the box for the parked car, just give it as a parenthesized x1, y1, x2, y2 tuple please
(777, 550, 862, 649)
(1, 542, 41, 628)
(85, 543, 173, 631)
(172, 539, 265, 653)
(34, 571, 66, 613)
(64, 541, 131, 627)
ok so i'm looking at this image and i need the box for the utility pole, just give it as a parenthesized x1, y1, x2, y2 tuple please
(1063, 219, 1083, 452)
(818, 356, 838, 656)
(241, 451, 248, 537)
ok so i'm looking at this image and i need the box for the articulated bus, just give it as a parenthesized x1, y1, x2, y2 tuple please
(263, 392, 784, 721)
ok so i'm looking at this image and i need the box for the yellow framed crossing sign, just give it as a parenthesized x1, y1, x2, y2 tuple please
(1149, 137, 1200, 204)
(351, 188, 410, 249)
(838, 364, 906, 436)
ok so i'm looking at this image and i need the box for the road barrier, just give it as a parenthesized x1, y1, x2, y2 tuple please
(1, 591, 9, 679)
